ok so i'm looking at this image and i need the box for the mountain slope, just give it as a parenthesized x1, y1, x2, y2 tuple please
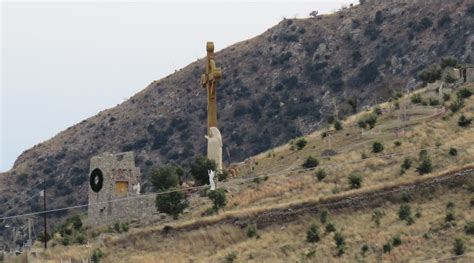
(1, 0, 474, 230)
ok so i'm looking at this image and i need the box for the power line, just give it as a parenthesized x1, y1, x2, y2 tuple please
(1, 141, 473, 221)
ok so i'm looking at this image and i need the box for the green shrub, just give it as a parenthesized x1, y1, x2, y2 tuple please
(224, 252, 237, 263)
(61, 236, 70, 246)
(325, 223, 336, 233)
(411, 94, 423, 104)
(446, 201, 455, 209)
(443, 93, 451, 102)
(429, 98, 440, 106)
(349, 173, 363, 189)
(76, 233, 86, 244)
(465, 221, 474, 235)
(295, 137, 308, 150)
(441, 57, 457, 68)
(315, 169, 326, 181)
(457, 88, 473, 99)
(453, 238, 465, 255)
(417, 157, 433, 175)
(320, 209, 329, 224)
(66, 215, 83, 230)
(373, 106, 382, 115)
(399, 203, 411, 221)
(449, 148, 458, 156)
(419, 64, 441, 83)
(401, 158, 412, 170)
(445, 73, 456, 83)
(155, 188, 189, 218)
(303, 156, 319, 168)
(334, 120, 343, 131)
(372, 141, 384, 153)
(401, 190, 412, 203)
(208, 188, 227, 212)
(190, 156, 217, 185)
(150, 165, 180, 191)
(306, 224, 320, 243)
(450, 98, 464, 113)
(334, 232, 345, 256)
(394, 141, 402, 147)
(458, 115, 472, 127)
(383, 242, 392, 253)
(361, 244, 369, 255)
(121, 222, 129, 232)
(392, 235, 402, 246)
(445, 210, 455, 222)
(246, 225, 258, 238)
(91, 248, 104, 263)
(217, 170, 229, 181)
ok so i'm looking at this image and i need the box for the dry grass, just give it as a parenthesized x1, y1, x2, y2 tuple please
(26, 84, 474, 262)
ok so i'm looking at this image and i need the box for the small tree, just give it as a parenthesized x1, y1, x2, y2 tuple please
(453, 238, 465, 255)
(315, 168, 326, 181)
(306, 224, 320, 243)
(372, 141, 384, 153)
(303, 156, 319, 168)
(349, 173, 363, 189)
(155, 189, 189, 218)
(208, 188, 227, 212)
(190, 156, 217, 185)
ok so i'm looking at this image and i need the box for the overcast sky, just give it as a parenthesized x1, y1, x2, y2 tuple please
(0, 0, 356, 172)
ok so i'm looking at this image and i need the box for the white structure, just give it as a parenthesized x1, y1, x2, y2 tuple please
(208, 170, 216, 190)
(205, 127, 223, 172)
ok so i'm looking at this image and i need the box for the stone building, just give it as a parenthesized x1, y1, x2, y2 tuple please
(86, 152, 155, 226)
(454, 66, 474, 83)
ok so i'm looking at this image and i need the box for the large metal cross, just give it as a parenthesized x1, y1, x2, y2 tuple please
(201, 42, 222, 134)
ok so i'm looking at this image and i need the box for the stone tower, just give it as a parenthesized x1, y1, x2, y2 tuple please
(86, 152, 154, 226)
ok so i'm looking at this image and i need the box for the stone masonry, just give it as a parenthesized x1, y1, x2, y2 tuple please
(86, 152, 155, 226)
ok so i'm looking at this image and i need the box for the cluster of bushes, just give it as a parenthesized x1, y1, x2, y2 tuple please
(419, 64, 441, 83)
(449, 88, 472, 113)
(55, 215, 86, 246)
(383, 234, 402, 254)
(358, 114, 377, 129)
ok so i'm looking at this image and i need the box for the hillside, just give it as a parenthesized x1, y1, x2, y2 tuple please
(18, 82, 474, 262)
(1, 0, 474, 247)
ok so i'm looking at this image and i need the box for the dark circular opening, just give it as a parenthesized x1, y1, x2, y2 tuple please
(90, 168, 104, 192)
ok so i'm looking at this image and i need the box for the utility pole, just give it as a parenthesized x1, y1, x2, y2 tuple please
(42, 180, 47, 250)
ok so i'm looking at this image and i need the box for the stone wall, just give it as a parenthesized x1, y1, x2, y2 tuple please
(86, 152, 156, 226)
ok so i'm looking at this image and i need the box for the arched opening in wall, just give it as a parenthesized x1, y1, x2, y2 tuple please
(115, 181, 129, 196)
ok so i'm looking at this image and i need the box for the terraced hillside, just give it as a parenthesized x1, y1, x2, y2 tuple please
(1, 1, 474, 232)
(20, 82, 474, 262)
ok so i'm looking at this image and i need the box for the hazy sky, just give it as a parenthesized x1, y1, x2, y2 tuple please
(0, 0, 356, 172)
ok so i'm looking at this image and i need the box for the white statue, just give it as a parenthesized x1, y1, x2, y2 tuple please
(208, 169, 216, 190)
(132, 182, 141, 194)
(205, 127, 223, 172)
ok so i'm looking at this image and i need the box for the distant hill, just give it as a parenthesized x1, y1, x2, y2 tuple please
(1, 0, 473, 235)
